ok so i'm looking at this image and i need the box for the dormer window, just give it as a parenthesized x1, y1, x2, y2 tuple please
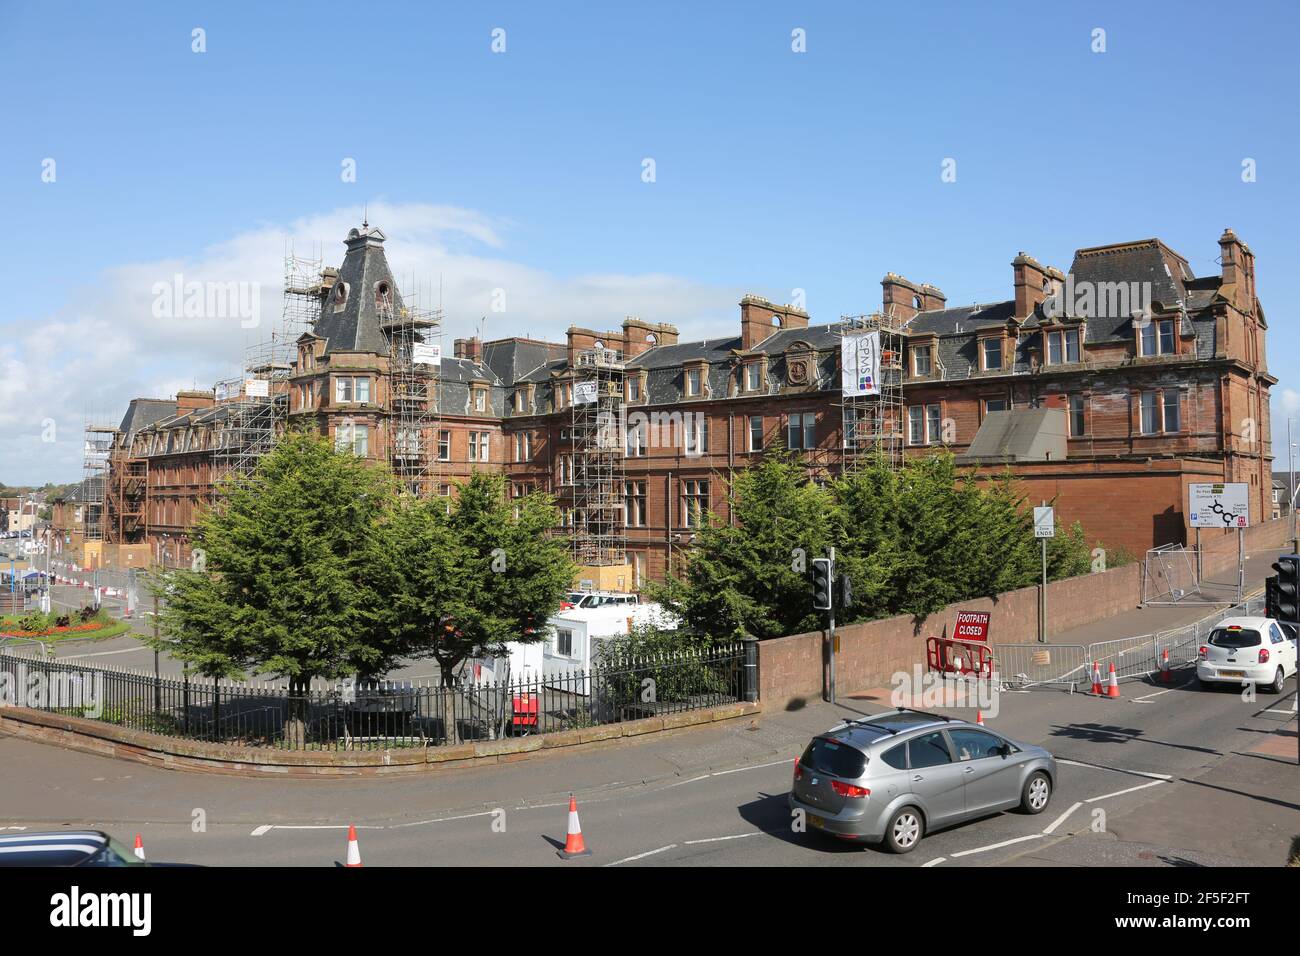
(746, 363, 762, 392)
(332, 282, 349, 313)
(1045, 328, 1081, 365)
(1138, 318, 1176, 356)
(627, 376, 641, 403)
(912, 344, 933, 377)
(515, 389, 527, 413)
(981, 337, 1003, 371)
(686, 367, 702, 397)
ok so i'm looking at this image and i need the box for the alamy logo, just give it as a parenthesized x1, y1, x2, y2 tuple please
(1042, 276, 1153, 321)
(49, 887, 152, 936)
(0, 664, 104, 717)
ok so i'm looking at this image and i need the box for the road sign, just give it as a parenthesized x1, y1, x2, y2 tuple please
(1188, 482, 1249, 528)
(953, 611, 990, 642)
(1033, 506, 1055, 538)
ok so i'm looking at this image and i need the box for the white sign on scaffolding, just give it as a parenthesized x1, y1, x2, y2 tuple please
(841, 330, 880, 397)
(244, 379, 269, 398)
(573, 381, 598, 405)
(412, 342, 442, 366)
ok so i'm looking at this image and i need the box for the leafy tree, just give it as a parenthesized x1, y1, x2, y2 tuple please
(359, 472, 574, 742)
(148, 431, 398, 743)
(648, 450, 834, 641)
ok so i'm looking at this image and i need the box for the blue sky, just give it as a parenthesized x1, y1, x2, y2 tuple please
(2, 0, 1297, 484)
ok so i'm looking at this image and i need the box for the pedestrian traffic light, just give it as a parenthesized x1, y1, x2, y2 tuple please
(811, 558, 833, 611)
(839, 573, 854, 609)
(1271, 555, 1300, 625)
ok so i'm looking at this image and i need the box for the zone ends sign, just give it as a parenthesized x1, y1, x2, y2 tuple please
(953, 611, 991, 642)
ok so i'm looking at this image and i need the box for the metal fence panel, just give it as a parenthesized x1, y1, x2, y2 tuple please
(0, 641, 746, 752)
(991, 644, 1089, 690)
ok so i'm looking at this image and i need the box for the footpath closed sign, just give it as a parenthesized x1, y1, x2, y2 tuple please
(953, 611, 991, 642)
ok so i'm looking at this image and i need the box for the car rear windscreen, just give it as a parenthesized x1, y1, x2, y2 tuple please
(1209, 627, 1262, 649)
(801, 737, 868, 778)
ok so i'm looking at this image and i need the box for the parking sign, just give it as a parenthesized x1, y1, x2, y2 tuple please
(1033, 506, 1055, 538)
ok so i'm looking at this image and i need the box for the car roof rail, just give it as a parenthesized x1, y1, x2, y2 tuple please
(893, 706, 953, 723)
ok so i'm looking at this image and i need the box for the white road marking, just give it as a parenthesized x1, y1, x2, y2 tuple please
(1057, 759, 1172, 780)
(249, 825, 272, 837)
(1042, 801, 1083, 835)
(57, 646, 150, 659)
(683, 832, 763, 845)
(1084, 780, 1165, 802)
(249, 824, 382, 834)
(949, 834, 1043, 858)
(605, 844, 677, 866)
(1130, 689, 1176, 703)
(1265, 708, 1298, 716)
(709, 758, 793, 776)
(661, 774, 710, 790)
(922, 857, 946, 867)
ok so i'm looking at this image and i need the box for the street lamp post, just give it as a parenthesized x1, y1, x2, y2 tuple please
(1289, 418, 1297, 555)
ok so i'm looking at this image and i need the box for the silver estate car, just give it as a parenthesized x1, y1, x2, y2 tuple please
(789, 709, 1057, 853)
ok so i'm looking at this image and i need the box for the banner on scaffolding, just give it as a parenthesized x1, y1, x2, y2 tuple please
(841, 330, 880, 396)
(412, 342, 442, 366)
(243, 379, 269, 398)
(573, 381, 599, 405)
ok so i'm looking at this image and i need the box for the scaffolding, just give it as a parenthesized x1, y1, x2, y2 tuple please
(104, 450, 148, 544)
(82, 423, 117, 541)
(211, 252, 323, 490)
(379, 286, 442, 497)
(839, 311, 908, 473)
(570, 346, 626, 566)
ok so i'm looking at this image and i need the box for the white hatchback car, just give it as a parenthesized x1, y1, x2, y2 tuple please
(1196, 616, 1297, 694)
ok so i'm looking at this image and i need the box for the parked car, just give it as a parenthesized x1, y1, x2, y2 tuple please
(788, 708, 1057, 854)
(0, 831, 151, 867)
(1196, 616, 1297, 694)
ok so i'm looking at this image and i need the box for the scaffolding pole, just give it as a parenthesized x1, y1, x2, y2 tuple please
(839, 310, 907, 474)
(570, 346, 626, 566)
(380, 285, 442, 498)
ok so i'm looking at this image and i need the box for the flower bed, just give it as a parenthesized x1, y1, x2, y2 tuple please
(0, 621, 104, 638)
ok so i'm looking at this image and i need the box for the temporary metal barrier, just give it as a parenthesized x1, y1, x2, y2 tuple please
(990, 644, 1089, 691)
(926, 637, 993, 678)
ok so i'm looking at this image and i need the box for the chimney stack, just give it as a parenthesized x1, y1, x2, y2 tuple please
(1218, 228, 1255, 312)
(454, 336, 482, 362)
(739, 295, 808, 350)
(881, 274, 924, 321)
(1012, 253, 1056, 320)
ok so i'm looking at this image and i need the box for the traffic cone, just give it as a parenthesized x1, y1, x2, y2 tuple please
(133, 834, 145, 861)
(976, 710, 985, 725)
(1106, 663, 1121, 699)
(1090, 661, 1103, 696)
(345, 824, 362, 867)
(1159, 649, 1172, 684)
(558, 795, 591, 859)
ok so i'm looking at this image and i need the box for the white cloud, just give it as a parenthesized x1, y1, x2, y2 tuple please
(0, 202, 748, 485)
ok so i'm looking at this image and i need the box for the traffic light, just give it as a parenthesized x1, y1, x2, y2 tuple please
(1271, 555, 1300, 625)
(811, 558, 833, 611)
(839, 573, 854, 609)
(1266, 574, 1281, 621)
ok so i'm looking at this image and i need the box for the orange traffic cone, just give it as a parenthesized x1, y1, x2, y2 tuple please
(1159, 649, 1172, 684)
(558, 795, 591, 859)
(345, 824, 362, 867)
(976, 710, 985, 726)
(1106, 663, 1121, 699)
(1090, 661, 1103, 696)
(133, 833, 145, 861)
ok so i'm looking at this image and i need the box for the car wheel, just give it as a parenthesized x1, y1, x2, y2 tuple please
(1020, 771, 1052, 814)
(1265, 667, 1285, 695)
(883, 807, 924, 854)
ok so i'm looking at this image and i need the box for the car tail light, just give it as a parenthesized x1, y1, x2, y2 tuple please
(1198, 645, 1208, 659)
(830, 780, 870, 798)
(793, 759, 803, 782)
(1259, 648, 1270, 663)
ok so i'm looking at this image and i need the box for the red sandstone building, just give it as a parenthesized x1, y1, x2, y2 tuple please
(91, 225, 1273, 586)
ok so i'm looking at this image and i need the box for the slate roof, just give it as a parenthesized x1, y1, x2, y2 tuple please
(311, 226, 404, 355)
(117, 398, 178, 444)
(482, 339, 567, 387)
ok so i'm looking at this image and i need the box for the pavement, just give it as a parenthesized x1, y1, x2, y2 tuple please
(1, 545, 1295, 867)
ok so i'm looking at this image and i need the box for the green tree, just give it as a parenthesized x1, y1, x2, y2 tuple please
(148, 432, 398, 743)
(359, 472, 575, 742)
(648, 450, 834, 641)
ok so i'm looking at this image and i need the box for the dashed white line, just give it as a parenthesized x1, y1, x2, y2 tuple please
(1084, 779, 1165, 802)
(1057, 759, 1172, 780)
(605, 844, 678, 866)
(683, 832, 763, 845)
(922, 857, 946, 867)
(949, 834, 1043, 858)
(1042, 801, 1083, 835)
(389, 810, 498, 829)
